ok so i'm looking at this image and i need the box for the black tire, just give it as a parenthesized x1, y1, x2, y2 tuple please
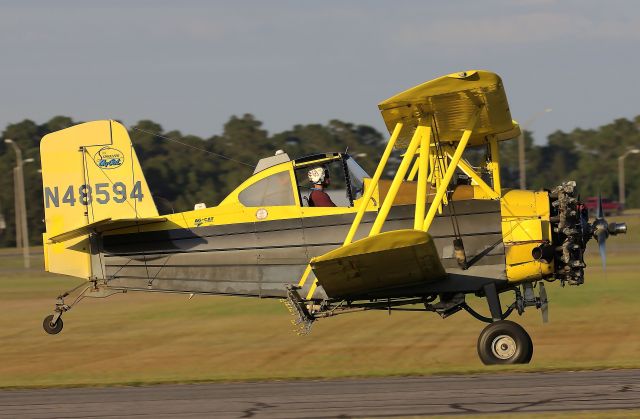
(523, 330, 534, 363)
(477, 320, 532, 365)
(43, 315, 63, 335)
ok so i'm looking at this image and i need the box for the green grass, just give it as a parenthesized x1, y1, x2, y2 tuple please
(413, 410, 640, 419)
(1, 212, 639, 388)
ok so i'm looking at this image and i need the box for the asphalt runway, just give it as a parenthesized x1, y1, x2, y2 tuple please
(1, 370, 639, 418)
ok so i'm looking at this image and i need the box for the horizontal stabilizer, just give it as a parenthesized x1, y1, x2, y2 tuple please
(310, 229, 446, 299)
(48, 217, 166, 243)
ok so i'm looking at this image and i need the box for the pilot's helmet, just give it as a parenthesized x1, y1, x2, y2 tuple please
(308, 166, 328, 184)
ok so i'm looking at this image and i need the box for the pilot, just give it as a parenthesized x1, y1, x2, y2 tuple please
(307, 166, 336, 207)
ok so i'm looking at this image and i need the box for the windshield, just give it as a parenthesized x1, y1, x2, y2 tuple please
(345, 156, 370, 199)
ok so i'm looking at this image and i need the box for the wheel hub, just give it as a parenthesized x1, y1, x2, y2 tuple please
(491, 334, 516, 359)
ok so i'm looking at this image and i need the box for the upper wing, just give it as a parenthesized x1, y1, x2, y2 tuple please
(378, 70, 520, 148)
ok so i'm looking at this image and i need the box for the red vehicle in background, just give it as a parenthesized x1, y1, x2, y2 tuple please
(585, 196, 623, 216)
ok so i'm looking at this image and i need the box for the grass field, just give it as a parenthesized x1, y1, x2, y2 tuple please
(425, 411, 640, 419)
(1, 213, 639, 388)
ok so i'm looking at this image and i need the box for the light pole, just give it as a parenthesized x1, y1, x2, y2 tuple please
(618, 148, 640, 209)
(0, 199, 5, 233)
(5, 139, 30, 268)
(13, 166, 22, 249)
(518, 108, 552, 189)
(12, 158, 34, 249)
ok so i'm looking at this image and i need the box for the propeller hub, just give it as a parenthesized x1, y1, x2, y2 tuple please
(591, 219, 609, 241)
(587, 195, 627, 273)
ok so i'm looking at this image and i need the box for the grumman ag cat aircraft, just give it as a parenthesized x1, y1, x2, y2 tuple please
(40, 70, 626, 364)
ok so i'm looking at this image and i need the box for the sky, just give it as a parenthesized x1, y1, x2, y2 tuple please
(1, 0, 639, 144)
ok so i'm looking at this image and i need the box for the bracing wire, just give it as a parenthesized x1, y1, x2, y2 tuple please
(430, 114, 463, 239)
(130, 127, 254, 168)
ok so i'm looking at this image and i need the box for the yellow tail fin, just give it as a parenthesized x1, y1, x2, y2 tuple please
(40, 120, 158, 278)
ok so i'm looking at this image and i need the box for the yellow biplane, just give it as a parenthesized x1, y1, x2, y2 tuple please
(39, 70, 626, 364)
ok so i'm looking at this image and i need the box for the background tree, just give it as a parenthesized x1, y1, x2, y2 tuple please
(1, 114, 639, 248)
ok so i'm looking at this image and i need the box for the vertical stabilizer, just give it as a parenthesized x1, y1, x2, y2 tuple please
(40, 120, 158, 278)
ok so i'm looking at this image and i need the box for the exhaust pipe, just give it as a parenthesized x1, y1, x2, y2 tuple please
(532, 243, 555, 264)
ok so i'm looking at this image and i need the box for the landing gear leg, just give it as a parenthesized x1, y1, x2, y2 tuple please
(42, 282, 125, 335)
(42, 283, 95, 335)
(482, 282, 503, 321)
(476, 284, 533, 364)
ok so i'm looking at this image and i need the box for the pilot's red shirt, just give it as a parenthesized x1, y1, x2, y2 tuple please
(309, 189, 336, 207)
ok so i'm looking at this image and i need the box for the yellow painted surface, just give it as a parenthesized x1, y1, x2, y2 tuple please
(42, 233, 92, 278)
(378, 70, 520, 148)
(472, 185, 496, 200)
(501, 190, 550, 219)
(377, 180, 417, 206)
(40, 120, 158, 238)
(311, 229, 445, 298)
(342, 122, 400, 245)
(450, 155, 499, 199)
(40, 120, 159, 279)
(414, 126, 431, 229)
(500, 190, 553, 282)
(370, 125, 424, 236)
(103, 162, 378, 239)
(38, 69, 550, 289)
(506, 259, 554, 282)
(297, 265, 312, 288)
(422, 108, 479, 231)
(488, 135, 501, 195)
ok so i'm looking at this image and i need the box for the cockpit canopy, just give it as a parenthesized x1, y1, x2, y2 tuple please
(227, 151, 370, 209)
(293, 152, 370, 206)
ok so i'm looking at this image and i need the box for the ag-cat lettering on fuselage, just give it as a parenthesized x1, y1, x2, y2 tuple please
(194, 216, 214, 227)
(44, 181, 144, 208)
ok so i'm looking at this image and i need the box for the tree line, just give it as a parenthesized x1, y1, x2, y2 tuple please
(0, 113, 639, 247)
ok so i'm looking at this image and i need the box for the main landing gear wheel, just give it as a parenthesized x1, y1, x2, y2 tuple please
(43, 315, 64, 335)
(477, 320, 532, 365)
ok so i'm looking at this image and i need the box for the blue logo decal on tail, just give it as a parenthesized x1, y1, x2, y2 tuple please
(94, 147, 125, 169)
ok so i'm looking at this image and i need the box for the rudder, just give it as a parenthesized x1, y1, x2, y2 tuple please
(40, 120, 158, 278)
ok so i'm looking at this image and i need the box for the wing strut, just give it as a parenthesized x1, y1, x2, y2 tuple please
(298, 107, 483, 301)
(298, 122, 405, 299)
(422, 108, 480, 231)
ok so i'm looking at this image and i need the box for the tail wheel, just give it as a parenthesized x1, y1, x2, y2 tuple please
(43, 315, 64, 335)
(477, 320, 532, 365)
